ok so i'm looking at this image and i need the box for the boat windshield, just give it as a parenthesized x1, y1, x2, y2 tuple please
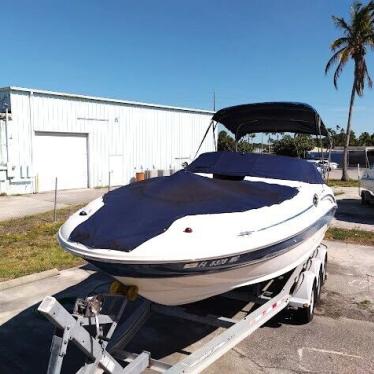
(187, 151, 324, 184)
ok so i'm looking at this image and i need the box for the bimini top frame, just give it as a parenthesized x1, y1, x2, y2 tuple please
(212, 102, 329, 141)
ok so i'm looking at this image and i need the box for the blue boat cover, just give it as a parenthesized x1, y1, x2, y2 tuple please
(187, 151, 324, 184)
(69, 169, 298, 252)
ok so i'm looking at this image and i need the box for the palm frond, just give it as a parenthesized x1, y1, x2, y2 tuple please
(363, 32, 374, 47)
(325, 47, 347, 75)
(364, 60, 373, 89)
(331, 37, 349, 50)
(351, 1, 366, 28)
(332, 16, 352, 33)
(333, 52, 349, 89)
(368, 0, 374, 12)
(353, 56, 370, 96)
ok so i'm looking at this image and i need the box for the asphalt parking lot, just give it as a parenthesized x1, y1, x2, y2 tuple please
(0, 240, 373, 373)
(332, 186, 374, 231)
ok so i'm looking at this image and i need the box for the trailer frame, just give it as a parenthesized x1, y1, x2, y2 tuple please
(38, 244, 327, 374)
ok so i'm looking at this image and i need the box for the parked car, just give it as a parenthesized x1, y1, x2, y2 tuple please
(307, 159, 338, 171)
(318, 160, 338, 171)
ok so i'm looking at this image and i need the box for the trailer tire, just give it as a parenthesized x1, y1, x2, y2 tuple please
(321, 254, 327, 285)
(295, 282, 316, 324)
(316, 273, 322, 304)
(361, 191, 369, 205)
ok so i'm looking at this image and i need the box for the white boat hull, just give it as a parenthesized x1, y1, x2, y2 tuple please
(112, 226, 327, 305)
(58, 168, 336, 306)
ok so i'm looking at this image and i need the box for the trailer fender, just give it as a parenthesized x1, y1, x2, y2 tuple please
(289, 270, 317, 309)
(309, 258, 323, 288)
(316, 245, 327, 269)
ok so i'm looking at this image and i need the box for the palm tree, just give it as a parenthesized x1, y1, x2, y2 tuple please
(325, 1, 374, 180)
(359, 131, 372, 145)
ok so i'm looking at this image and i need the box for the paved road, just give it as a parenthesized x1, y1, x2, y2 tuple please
(0, 240, 373, 373)
(0, 188, 108, 221)
(206, 241, 374, 374)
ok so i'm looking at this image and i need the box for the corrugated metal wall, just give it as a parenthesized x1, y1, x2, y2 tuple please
(0, 88, 214, 194)
(0, 120, 7, 191)
(0, 120, 6, 165)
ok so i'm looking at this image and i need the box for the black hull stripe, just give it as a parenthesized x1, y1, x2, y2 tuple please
(88, 208, 336, 279)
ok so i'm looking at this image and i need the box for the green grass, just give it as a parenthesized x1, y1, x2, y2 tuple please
(325, 227, 374, 246)
(0, 206, 85, 281)
(327, 179, 359, 188)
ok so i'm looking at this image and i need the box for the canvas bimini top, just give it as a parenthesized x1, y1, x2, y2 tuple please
(213, 102, 328, 140)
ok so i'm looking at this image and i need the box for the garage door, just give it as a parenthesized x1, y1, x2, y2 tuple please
(34, 132, 88, 192)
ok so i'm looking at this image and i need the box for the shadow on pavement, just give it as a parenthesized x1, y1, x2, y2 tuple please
(0, 272, 111, 374)
(335, 198, 374, 225)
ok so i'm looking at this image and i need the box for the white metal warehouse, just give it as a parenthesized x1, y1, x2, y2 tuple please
(0, 87, 214, 195)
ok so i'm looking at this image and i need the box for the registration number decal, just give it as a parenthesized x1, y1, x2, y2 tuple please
(183, 255, 240, 269)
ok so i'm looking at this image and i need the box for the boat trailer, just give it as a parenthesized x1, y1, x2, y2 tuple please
(38, 244, 327, 374)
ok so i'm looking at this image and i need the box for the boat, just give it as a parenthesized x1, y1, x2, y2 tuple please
(58, 102, 337, 305)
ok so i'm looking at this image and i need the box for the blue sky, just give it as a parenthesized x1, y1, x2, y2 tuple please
(1, 0, 374, 133)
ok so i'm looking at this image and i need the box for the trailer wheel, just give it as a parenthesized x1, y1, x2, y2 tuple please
(361, 191, 369, 205)
(316, 274, 322, 304)
(295, 282, 316, 324)
(321, 254, 327, 285)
